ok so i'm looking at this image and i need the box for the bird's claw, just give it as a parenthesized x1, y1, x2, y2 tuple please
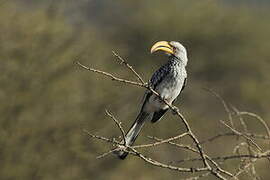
(116, 144, 126, 151)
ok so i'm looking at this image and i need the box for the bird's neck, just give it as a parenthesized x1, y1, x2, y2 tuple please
(168, 55, 187, 67)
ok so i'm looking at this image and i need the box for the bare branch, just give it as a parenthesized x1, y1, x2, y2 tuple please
(82, 129, 120, 145)
(232, 160, 257, 179)
(133, 132, 189, 148)
(220, 120, 262, 152)
(105, 109, 126, 146)
(148, 136, 234, 178)
(129, 148, 210, 173)
(182, 172, 211, 180)
(96, 149, 119, 159)
(200, 132, 269, 145)
(76, 61, 145, 87)
(174, 152, 270, 164)
(231, 106, 249, 133)
(112, 51, 145, 84)
(204, 88, 234, 128)
(237, 111, 270, 138)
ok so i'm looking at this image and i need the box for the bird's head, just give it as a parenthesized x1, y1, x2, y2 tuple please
(150, 41, 188, 66)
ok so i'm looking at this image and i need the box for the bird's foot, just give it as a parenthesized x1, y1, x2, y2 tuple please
(114, 144, 126, 151)
(113, 143, 129, 159)
(171, 106, 179, 115)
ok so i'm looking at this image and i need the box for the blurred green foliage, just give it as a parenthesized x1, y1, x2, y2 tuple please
(0, 0, 269, 179)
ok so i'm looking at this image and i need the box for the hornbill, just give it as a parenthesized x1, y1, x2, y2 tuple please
(116, 41, 188, 159)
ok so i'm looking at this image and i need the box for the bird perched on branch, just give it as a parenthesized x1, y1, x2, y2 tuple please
(116, 41, 188, 159)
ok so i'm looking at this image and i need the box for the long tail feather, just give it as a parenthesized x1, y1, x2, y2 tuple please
(116, 111, 150, 159)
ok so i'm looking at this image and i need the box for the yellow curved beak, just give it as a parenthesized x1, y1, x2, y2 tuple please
(150, 41, 174, 54)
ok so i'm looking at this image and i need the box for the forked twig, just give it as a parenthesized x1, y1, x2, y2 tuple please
(112, 51, 145, 84)
(220, 120, 262, 151)
(76, 61, 145, 87)
(133, 132, 189, 148)
(237, 111, 270, 138)
(105, 109, 126, 145)
(204, 88, 234, 128)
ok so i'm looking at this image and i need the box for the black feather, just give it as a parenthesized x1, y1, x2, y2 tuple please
(151, 109, 168, 123)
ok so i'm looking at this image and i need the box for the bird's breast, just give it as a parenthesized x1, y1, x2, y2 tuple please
(156, 73, 184, 103)
(145, 67, 186, 112)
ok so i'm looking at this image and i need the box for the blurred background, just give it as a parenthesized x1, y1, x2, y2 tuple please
(1, 0, 269, 179)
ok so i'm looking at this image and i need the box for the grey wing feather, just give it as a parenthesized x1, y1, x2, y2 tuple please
(140, 63, 170, 109)
(150, 64, 171, 89)
(140, 63, 171, 109)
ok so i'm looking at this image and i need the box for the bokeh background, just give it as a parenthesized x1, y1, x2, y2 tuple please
(1, 0, 269, 179)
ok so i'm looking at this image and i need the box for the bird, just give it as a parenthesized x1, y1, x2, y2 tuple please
(115, 41, 188, 159)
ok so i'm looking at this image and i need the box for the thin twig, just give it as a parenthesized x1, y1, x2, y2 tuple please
(133, 132, 189, 148)
(232, 159, 257, 180)
(231, 106, 248, 133)
(237, 112, 270, 138)
(181, 172, 211, 180)
(112, 51, 145, 84)
(231, 106, 257, 176)
(129, 148, 210, 173)
(82, 129, 120, 145)
(204, 88, 234, 128)
(148, 136, 234, 178)
(96, 149, 119, 159)
(84, 130, 216, 174)
(220, 120, 262, 152)
(76, 61, 145, 87)
(200, 132, 269, 145)
(105, 109, 126, 145)
(174, 152, 270, 164)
